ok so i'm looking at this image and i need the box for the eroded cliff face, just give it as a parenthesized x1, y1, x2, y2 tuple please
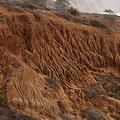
(0, 6, 120, 120)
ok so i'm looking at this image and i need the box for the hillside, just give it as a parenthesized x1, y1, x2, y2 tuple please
(0, 3, 120, 120)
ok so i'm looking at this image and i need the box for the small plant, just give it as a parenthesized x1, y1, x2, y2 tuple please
(68, 7, 79, 15)
(104, 9, 114, 15)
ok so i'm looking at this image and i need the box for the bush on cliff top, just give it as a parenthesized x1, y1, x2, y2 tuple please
(68, 7, 79, 16)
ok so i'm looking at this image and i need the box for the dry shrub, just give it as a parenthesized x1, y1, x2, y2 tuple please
(0, 106, 39, 120)
(45, 78, 60, 89)
(31, 10, 41, 19)
(81, 108, 105, 120)
(58, 101, 66, 114)
(85, 85, 105, 100)
(103, 14, 117, 22)
(56, 12, 107, 29)
(56, 11, 73, 21)
(0, 1, 7, 6)
(89, 20, 107, 28)
(5, 56, 21, 68)
(7, 6, 24, 13)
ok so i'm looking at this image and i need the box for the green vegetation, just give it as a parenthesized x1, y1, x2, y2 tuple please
(104, 9, 114, 15)
(68, 7, 79, 15)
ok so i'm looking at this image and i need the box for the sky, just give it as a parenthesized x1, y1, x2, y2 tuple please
(70, 0, 120, 14)
(9, 0, 120, 14)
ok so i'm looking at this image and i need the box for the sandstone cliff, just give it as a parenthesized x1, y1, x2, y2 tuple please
(0, 6, 120, 120)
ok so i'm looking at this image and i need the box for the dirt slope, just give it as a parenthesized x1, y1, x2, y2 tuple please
(0, 6, 120, 120)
